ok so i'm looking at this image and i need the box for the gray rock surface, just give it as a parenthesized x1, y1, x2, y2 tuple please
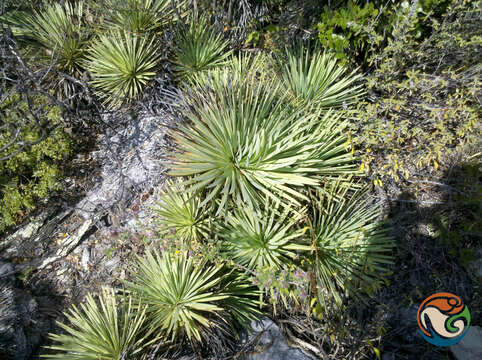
(245, 318, 314, 360)
(0, 208, 69, 261)
(450, 326, 482, 360)
(76, 111, 171, 220)
(0, 261, 54, 360)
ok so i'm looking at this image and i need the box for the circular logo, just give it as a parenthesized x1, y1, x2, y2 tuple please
(417, 292, 471, 346)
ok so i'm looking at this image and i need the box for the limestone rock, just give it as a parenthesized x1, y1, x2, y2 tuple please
(245, 318, 313, 360)
(0, 261, 53, 360)
(450, 326, 482, 360)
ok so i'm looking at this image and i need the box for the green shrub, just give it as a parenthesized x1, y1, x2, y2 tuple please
(127, 249, 259, 342)
(1, 0, 43, 13)
(85, 30, 161, 107)
(420, 0, 452, 15)
(0, 94, 72, 231)
(44, 287, 153, 360)
(428, 161, 481, 266)
(353, 0, 481, 186)
(173, 17, 232, 82)
(314, 0, 443, 67)
(170, 74, 356, 213)
(316, 1, 381, 65)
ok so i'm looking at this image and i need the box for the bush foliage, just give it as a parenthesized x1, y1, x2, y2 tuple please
(353, 0, 481, 186)
(0, 94, 72, 231)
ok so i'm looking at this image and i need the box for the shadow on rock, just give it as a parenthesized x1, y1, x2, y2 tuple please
(0, 261, 63, 360)
(376, 161, 481, 359)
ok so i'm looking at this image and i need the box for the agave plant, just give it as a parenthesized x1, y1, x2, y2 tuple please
(308, 182, 394, 308)
(170, 77, 356, 213)
(105, 0, 181, 34)
(189, 51, 275, 89)
(44, 287, 153, 360)
(281, 46, 363, 107)
(2, 1, 89, 98)
(220, 202, 309, 271)
(85, 30, 161, 107)
(127, 249, 259, 342)
(2, 1, 87, 76)
(154, 180, 211, 245)
(173, 17, 232, 82)
(218, 269, 262, 327)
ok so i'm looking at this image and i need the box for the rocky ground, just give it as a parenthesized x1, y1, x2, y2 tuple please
(0, 107, 174, 358)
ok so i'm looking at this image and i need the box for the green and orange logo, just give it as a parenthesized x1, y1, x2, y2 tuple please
(417, 292, 471, 347)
